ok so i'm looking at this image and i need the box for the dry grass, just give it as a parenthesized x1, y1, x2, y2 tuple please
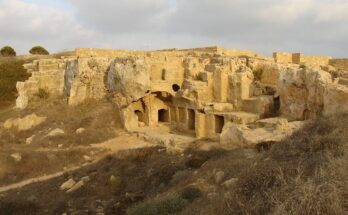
(218, 114, 348, 215)
(0, 100, 120, 186)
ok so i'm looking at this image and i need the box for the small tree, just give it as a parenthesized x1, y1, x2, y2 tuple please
(29, 46, 49, 55)
(0, 46, 16, 57)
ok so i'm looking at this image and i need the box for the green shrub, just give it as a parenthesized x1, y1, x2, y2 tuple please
(0, 59, 30, 106)
(126, 194, 187, 215)
(299, 64, 307, 69)
(35, 88, 50, 99)
(0, 46, 16, 57)
(110, 175, 121, 190)
(29, 46, 49, 55)
(180, 186, 202, 202)
(253, 68, 264, 81)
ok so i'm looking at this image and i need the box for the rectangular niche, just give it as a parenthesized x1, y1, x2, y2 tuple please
(214, 115, 224, 133)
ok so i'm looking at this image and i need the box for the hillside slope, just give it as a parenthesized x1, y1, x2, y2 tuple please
(0, 113, 347, 215)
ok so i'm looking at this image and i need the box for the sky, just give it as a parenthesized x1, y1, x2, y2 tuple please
(0, 0, 347, 57)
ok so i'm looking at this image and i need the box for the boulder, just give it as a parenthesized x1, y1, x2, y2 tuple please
(60, 178, 76, 190)
(76, 128, 85, 134)
(66, 180, 84, 193)
(255, 117, 289, 130)
(11, 153, 22, 162)
(3, 114, 46, 131)
(47, 128, 65, 137)
(83, 155, 92, 162)
(277, 68, 332, 120)
(108, 57, 150, 107)
(323, 84, 348, 116)
(220, 121, 305, 148)
(25, 135, 35, 144)
(222, 178, 238, 189)
(214, 171, 225, 184)
(81, 176, 90, 183)
(15, 82, 29, 109)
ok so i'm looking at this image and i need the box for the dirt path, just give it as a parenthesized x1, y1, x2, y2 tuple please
(0, 132, 154, 194)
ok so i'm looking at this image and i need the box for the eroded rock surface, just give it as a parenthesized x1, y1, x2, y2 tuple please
(278, 68, 332, 120)
(3, 114, 46, 131)
(14, 47, 348, 149)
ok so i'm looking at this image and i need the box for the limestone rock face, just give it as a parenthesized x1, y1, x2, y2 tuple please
(323, 84, 348, 116)
(3, 114, 46, 131)
(68, 58, 111, 106)
(249, 59, 283, 86)
(16, 82, 29, 109)
(277, 68, 332, 120)
(108, 57, 150, 107)
(16, 59, 66, 109)
(220, 120, 305, 148)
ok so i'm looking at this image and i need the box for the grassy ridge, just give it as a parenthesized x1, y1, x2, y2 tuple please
(219, 114, 348, 215)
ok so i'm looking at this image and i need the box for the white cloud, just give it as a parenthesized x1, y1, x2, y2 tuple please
(0, 0, 347, 57)
(257, 0, 313, 23)
(0, 0, 98, 53)
(66, 0, 174, 33)
(315, 2, 348, 22)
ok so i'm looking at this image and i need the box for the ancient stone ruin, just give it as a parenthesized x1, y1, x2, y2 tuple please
(16, 46, 348, 149)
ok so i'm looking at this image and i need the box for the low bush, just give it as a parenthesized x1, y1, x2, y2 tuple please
(180, 186, 202, 202)
(35, 88, 50, 99)
(0, 200, 39, 215)
(185, 154, 209, 169)
(110, 175, 121, 190)
(126, 194, 187, 215)
(299, 64, 307, 69)
(253, 68, 264, 81)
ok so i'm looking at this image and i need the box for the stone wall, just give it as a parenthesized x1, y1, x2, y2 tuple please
(293, 53, 331, 67)
(273, 52, 293, 63)
(75, 48, 144, 58)
(16, 58, 68, 109)
(273, 52, 331, 66)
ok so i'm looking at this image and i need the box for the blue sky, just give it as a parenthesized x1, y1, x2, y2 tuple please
(0, 0, 347, 57)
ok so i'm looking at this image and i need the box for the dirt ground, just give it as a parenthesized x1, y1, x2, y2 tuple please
(0, 99, 124, 186)
(0, 98, 261, 215)
(0, 146, 258, 215)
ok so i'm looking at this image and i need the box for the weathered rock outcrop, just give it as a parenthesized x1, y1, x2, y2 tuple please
(324, 84, 348, 116)
(68, 58, 111, 106)
(277, 68, 332, 120)
(2, 114, 46, 131)
(220, 118, 305, 148)
(108, 57, 150, 108)
(13, 47, 348, 149)
(16, 59, 66, 109)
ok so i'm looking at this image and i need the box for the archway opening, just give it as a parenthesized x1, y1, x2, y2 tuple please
(134, 110, 145, 123)
(188, 109, 195, 130)
(215, 115, 224, 134)
(303, 109, 311, 120)
(158, 109, 170, 122)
